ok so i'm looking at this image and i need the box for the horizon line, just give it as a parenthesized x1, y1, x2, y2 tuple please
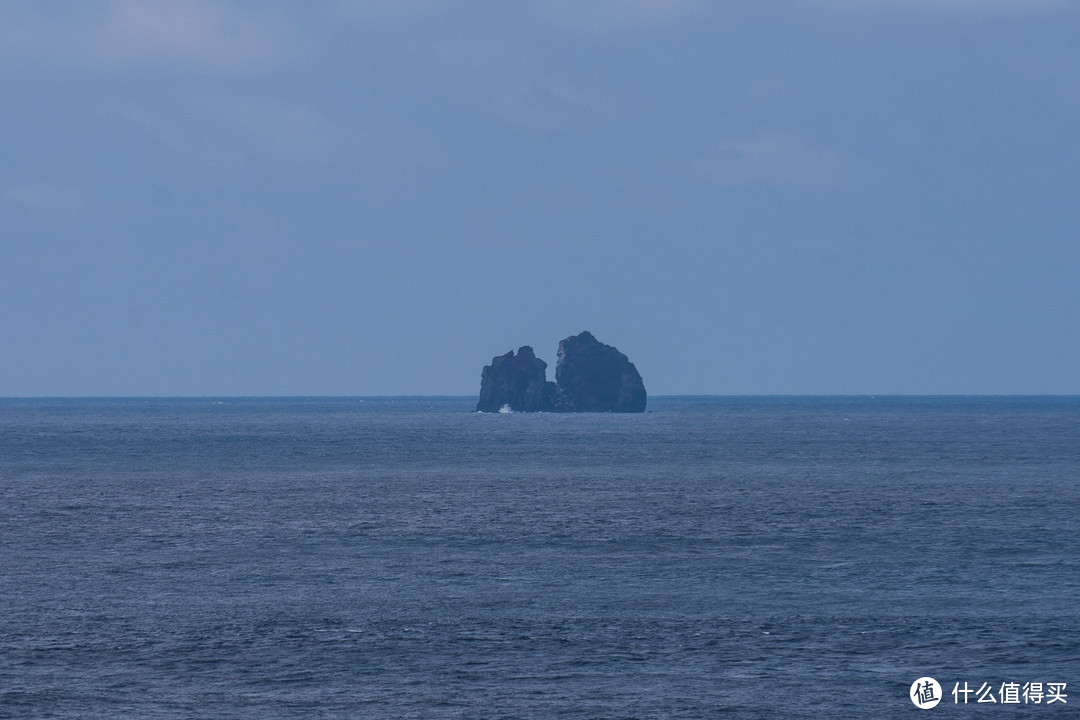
(2, 394, 1079, 401)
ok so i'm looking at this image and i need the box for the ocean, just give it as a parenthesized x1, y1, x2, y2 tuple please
(1, 396, 1077, 718)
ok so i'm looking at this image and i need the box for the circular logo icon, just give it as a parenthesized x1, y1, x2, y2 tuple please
(911, 677, 942, 709)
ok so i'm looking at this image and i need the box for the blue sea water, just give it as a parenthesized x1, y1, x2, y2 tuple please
(1, 396, 1077, 719)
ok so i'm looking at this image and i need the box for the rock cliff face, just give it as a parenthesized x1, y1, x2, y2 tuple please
(477, 332, 646, 413)
(555, 331, 647, 413)
(476, 346, 553, 412)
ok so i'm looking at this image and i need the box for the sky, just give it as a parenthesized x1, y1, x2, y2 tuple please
(2, 0, 1078, 396)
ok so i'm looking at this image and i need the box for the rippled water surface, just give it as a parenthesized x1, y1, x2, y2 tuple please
(1, 397, 1077, 718)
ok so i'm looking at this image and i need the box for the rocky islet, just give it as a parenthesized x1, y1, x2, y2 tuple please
(477, 331, 646, 413)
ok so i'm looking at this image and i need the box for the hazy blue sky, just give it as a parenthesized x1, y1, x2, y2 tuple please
(2, 0, 1078, 396)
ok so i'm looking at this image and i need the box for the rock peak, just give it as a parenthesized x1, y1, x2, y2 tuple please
(555, 332, 646, 413)
(475, 346, 552, 413)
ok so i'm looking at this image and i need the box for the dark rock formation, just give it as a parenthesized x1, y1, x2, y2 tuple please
(555, 331, 647, 413)
(476, 346, 554, 412)
(477, 332, 646, 413)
